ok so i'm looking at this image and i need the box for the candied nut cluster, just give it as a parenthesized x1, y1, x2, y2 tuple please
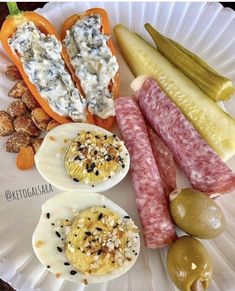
(0, 111, 14, 137)
(1, 65, 60, 162)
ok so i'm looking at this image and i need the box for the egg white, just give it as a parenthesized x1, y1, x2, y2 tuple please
(32, 191, 140, 284)
(35, 123, 130, 192)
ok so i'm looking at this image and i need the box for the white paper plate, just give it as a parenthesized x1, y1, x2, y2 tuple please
(1, 2, 235, 291)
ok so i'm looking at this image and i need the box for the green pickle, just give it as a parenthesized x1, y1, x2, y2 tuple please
(113, 24, 235, 161)
(170, 188, 225, 239)
(145, 23, 235, 102)
(167, 236, 213, 291)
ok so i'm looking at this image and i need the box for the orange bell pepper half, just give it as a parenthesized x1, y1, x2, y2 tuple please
(61, 8, 120, 130)
(0, 3, 70, 124)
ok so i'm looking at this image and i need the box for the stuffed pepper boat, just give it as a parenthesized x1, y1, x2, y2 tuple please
(0, 4, 119, 130)
(61, 8, 120, 129)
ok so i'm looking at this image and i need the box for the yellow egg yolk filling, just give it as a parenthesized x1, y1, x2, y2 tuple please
(64, 131, 126, 184)
(65, 206, 138, 276)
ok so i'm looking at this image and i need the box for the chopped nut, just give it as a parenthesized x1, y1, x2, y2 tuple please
(8, 80, 28, 99)
(32, 138, 43, 153)
(5, 132, 31, 153)
(31, 108, 51, 131)
(7, 100, 28, 118)
(0, 111, 14, 136)
(5, 65, 22, 81)
(22, 91, 39, 110)
(46, 119, 60, 132)
(35, 240, 44, 248)
(55, 273, 61, 278)
(13, 114, 40, 137)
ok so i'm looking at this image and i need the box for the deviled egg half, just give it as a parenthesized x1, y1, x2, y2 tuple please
(32, 191, 140, 284)
(35, 123, 130, 192)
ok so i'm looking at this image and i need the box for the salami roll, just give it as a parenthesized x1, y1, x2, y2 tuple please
(137, 78, 235, 197)
(115, 96, 176, 248)
(147, 126, 176, 196)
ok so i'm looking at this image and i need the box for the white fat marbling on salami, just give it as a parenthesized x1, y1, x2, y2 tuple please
(115, 96, 176, 248)
(137, 78, 235, 197)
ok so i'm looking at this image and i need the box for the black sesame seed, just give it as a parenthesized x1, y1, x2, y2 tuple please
(98, 213, 103, 220)
(113, 134, 116, 138)
(61, 238, 64, 241)
(77, 226, 80, 229)
(87, 217, 91, 220)
(73, 178, 79, 182)
(60, 225, 63, 228)
(135, 253, 138, 256)
(94, 150, 98, 155)
(126, 153, 128, 156)
(51, 223, 55, 226)
(82, 251, 85, 253)
(96, 227, 102, 231)
(112, 261, 115, 263)
(55, 231, 61, 238)
(64, 262, 70, 266)
(75, 234, 77, 237)
(57, 247, 63, 252)
(95, 170, 99, 176)
(47, 265, 50, 268)
(87, 131, 90, 134)
(108, 176, 111, 179)
(106, 155, 112, 161)
(104, 135, 107, 139)
(69, 241, 71, 244)
(97, 249, 102, 255)
(132, 250, 135, 253)
(46, 213, 50, 219)
(92, 185, 95, 188)
(122, 164, 125, 168)
(70, 270, 77, 275)
(103, 205, 106, 208)
(124, 216, 130, 219)
(85, 231, 91, 236)
(95, 135, 100, 139)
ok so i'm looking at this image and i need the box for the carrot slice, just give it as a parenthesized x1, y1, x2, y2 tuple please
(16, 146, 35, 170)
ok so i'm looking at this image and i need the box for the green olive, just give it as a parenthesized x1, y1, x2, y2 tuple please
(167, 236, 213, 291)
(170, 188, 225, 239)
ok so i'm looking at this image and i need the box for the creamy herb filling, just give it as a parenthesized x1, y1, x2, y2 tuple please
(9, 21, 86, 122)
(63, 14, 119, 119)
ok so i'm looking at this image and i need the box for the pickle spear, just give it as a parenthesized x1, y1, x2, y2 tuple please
(113, 24, 235, 161)
(145, 23, 234, 102)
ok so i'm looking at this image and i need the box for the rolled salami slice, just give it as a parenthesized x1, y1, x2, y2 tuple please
(147, 126, 176, 196)
(115, 96, 176, 248)
(137, 78, 235, 197)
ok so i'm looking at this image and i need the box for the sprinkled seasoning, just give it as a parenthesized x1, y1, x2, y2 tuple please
(64, 131, 127, 184)
(64, 206, 139, 276)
